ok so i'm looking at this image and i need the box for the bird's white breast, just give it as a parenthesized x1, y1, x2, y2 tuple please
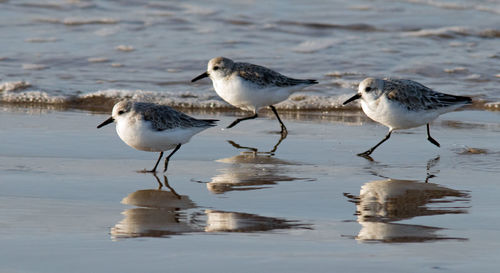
(361, 96, 442, 130)
(115, 116, 205, 152)
(212, 75, 292, 112)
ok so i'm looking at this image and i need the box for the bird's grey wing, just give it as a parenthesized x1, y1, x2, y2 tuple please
(236, 63, 317, 87)
(142, 105, 216, 131)
(384, 79, 470, 111)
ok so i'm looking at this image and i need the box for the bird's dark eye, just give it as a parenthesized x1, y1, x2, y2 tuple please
(213, 66, 219, 71)
(365, 87, 372, 92)
(118, 110, 125, 115)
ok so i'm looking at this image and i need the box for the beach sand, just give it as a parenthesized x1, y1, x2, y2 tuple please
(1, 106, 499, 272)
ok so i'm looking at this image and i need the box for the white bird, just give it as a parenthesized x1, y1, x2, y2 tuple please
(191, 56, 317, 135)
(343, 78, 471, 157)
(97, 100, 217, 173)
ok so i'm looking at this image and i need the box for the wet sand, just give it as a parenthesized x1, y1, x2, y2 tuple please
(1, 107, 500, 272)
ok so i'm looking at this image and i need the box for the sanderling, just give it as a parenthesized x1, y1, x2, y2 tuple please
(191, 56, 317, 135)
(343, 77, 472, 157)
(97, 100, 217, 173)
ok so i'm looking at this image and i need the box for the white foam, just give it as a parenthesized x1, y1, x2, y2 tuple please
(62, 17, 118, 25)
(37, 17, 118, 26)
(448, 41, 476, 47)
(329, 79, 359, 90)
(1, 90, 66, 104)
(404, 26, 471, 38)
(405, 26, 500, 39)
(25, 37, 58, 43)
(5, 87, 492, 112)
(476, 5, 500, 15)
(182, 4, 217, 16)
(444, 67, 468, 73)
(405, 0, 500, 15)
(22, 64, 48, 70)
(277, 94, 357, 110)
(464, 74, 482, 81)
(81, 89, 231, 109)
(405, 0, 467, 10)
(94, 26, 121, 37)
(325, 71, 363, 78)
(293, 39, 339, 53)
(115, 45, 135, 52)
(87, 57, 110, 63)
(485, 102, 500, 110)
(348, 5, 373, 11)
(0, 81, 31, 92)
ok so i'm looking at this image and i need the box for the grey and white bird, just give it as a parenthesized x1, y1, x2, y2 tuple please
(97, 100, 217, 172)
(192, 56, 317, 135)
(343, 77, 471, 157)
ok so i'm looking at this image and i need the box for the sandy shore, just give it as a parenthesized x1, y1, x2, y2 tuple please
(1, 106, 499, 272)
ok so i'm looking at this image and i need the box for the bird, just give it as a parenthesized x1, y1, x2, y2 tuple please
(191, 56, 317, 136)
(343, 77, 472, 157)
(97, 100, 217, 173)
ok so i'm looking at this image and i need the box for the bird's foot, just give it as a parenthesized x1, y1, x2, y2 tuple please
(137, 168, 157, 174)
(357, 151, 374, 161)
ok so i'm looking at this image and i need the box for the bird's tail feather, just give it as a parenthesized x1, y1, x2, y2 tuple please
(202, 119, 219, 126)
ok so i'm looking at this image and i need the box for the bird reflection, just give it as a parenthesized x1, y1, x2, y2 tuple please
(111, 174, 199, 239)
(203, 210, 307, 232)
(345, 177, 469, 243)
(112, 175, 308, 239)
(151, 173, 180, 193)
(353, 179, 468, 222)
(207, 135, 312, 193)
(355, 222, 447, 243)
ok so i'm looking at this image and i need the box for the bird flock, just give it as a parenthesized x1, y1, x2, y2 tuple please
(98, 56, 472, 172)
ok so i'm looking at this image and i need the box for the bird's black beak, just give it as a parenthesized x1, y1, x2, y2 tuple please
(343, 93, 362, 105)
(97, 117, 114, 128)
(191, 71, 209, 82)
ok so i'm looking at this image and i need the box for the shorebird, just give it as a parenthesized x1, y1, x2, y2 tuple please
(343, 77, 471, 157)
(97, 100, 217, 172)
(192, 56, 317, 135)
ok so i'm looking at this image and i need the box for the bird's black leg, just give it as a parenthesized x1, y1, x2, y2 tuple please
(139, 151, 163, 173)
(358, 130, 392, 157)
(227, 113, 259, 129)
(426, 124, 440, 147)
(163, 144, 182, 173)
(269, 105, 287, 136)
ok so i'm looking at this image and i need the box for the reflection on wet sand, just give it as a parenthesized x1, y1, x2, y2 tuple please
(208, 161, 302, 193)
(112, 175, 308, 239)
(111, 176, 199, 239)
(356, 222, 448, 243)
(346, 178, 470, 243)
(204, 210, 306, 232)
(207, 136, 313, 193)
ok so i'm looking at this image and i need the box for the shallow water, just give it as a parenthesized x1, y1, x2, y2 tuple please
(1, 108, 500, 272)
(1, 0, 499, 110)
